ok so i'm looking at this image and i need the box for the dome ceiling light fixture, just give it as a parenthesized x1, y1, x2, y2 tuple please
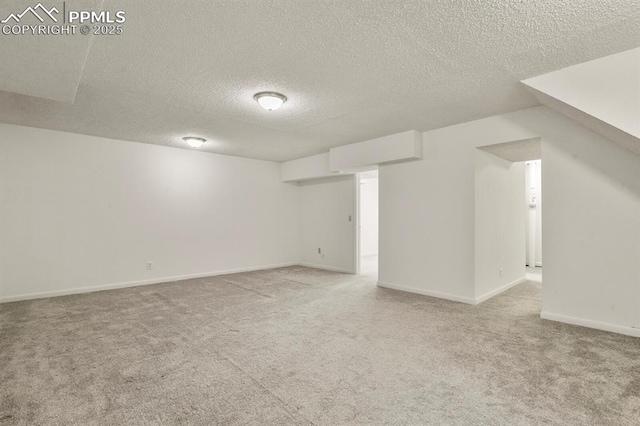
(254, 91, 287, 111)
(183, 136, 206, 148)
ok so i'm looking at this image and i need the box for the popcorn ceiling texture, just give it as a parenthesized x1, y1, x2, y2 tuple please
(0, 0, 638, 161)
(0, 0, 102, 102)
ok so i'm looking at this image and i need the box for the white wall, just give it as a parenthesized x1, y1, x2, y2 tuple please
(526, 160, 542, 266)
(378, 129, 477, 303)
(378, 106, 639, 336)
(298, 175, 356, 273)
(0, 124, 299, 302)
(3, 107, 638, 337)
(359, 175, 378, 256)
(542, 129, 640, 335)
(474, 151, 526, 301)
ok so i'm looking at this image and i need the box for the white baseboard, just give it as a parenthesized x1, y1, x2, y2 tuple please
(377, 281, 476, 305)
(474, 276, 527, 304)
(540, 311, 639, 338)
(297, 262, 354, 274)
(535, 262, 542, 267)
(0, 262, 298, 304)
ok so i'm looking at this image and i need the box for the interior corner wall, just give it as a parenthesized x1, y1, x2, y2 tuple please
(542, 130, 640, 334)
(474, 151, 526, 301)
(298, 175, 356, 273)
(0, 124, 299, 302)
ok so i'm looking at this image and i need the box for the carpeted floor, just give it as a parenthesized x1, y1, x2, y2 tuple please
(1, 266, 638, 425)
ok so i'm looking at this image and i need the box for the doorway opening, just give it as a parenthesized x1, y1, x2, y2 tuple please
(526, 160, 542, 283)
(357, 170, 378, 279)
(474, 137, 543, 305)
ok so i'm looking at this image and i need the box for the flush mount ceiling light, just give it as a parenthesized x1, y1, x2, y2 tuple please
(254, 91, 287, 111)
(183, 137, 206, 148)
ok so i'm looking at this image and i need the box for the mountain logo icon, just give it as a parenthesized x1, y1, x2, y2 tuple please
(1, 3, 59, 24)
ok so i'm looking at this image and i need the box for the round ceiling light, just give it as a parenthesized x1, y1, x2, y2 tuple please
(183, 137, 206, 148)
(254, 91, 287, 111)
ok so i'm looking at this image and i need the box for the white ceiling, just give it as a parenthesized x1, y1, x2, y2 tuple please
(0, 0, 639, 162)
(0, 0, 102, 102)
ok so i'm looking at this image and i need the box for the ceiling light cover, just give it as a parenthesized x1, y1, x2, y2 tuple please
(183, 137, 206, 148)
(254, 92, 287, 111)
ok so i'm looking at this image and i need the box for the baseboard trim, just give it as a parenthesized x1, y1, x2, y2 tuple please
(0, 262, 298, 304)
(535, 262, 542, 267)
(475, 276, 527, 304)
(297, 262, 354, 274)
(540, 311, 640, 338)
(377, 281, 476, 305)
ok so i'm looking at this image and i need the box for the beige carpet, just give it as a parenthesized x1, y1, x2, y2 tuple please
(1, 266, 638, 425)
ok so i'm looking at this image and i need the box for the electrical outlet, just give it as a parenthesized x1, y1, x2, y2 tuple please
(146, 261, 154, 270)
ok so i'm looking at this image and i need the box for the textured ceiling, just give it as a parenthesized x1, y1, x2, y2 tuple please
(0, 0, 102, 102)
(0, 0, 639, 161)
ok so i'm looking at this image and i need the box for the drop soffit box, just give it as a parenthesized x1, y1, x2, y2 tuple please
(281, 130, 421, 182)
(329, 130, 423, 172)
